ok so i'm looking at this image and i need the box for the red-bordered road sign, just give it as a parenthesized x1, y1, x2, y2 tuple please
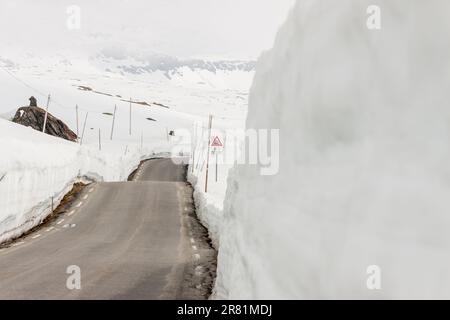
(211, 136, 223, 147)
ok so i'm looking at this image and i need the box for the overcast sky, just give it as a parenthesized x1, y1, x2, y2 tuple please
(0, 0, 295, 60)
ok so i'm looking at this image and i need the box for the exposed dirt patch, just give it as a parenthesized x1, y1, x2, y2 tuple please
(75, 84, 170, 109)
(77, 85, 93, 91)
(127, 165, 141, 181)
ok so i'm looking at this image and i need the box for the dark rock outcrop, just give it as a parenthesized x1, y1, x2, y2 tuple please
(29, 96, 37, 107)
(12, 106, 78, 142)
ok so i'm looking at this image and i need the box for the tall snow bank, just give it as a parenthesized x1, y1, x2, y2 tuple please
(0, 118, 155, 243)
(216, 0, 450, 299)
(187, 120, 246, 248)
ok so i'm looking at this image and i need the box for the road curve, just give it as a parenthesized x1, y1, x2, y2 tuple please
(0, 158, 216, 299)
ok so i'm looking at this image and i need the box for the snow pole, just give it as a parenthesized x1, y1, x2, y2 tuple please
(98, 128, 102, 151)
(110, 104, 117, 140)
(195, 146, 202, 170)
(76, 104, 79, 138)
(42, 94, 51, 133)
(80, 112, 89, 145)
(129, 97, 132, 136)
(204, 114, 213, 193)
(191, 123, 196, 173)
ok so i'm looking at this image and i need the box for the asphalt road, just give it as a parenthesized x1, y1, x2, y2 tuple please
(0, 158, 216, 299)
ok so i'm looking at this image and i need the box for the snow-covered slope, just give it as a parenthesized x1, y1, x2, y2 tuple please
(210, 0, 450, 299)
(0, 51, 252, 146)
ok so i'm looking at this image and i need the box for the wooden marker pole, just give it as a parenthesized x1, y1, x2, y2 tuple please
(42, 94, 51, 133)
(110, 104, 117, 140)
(98, 128, 102, 151)
(129, 98, 132, 136)
(204, 114, 213, 193)
(80, 112, 89, 145)
(215, 149, 218, 182)
(76, 104, 79, 137)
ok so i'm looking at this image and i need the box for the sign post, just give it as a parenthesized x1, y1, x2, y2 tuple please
(204, 115, 213, 193)
(210, 136, 223, 183)
(215, 149, 218, 182)
(98, 128, 102, 151)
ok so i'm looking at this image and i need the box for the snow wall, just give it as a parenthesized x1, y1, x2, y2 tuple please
(215, 0, 450, 299)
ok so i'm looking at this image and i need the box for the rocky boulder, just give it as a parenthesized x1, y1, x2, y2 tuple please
(12, 106, 78, 142)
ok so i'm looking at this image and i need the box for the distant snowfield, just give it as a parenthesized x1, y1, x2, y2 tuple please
(0, 49, 252, 244)
(0, 51, 252, 148)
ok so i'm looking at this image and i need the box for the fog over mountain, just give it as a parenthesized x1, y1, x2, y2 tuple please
(0, 0, 295, 60)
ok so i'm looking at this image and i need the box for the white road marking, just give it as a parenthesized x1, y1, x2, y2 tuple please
(63, 224, 70, 228)
(193, 253, 201, 260)
(70, 224, 76, 228)
(89, 188, 94, 193)
(46, 227, 55, 232)
(76, 202, 83, 208)
(192, 245, 198, 251)
(83, 195, 88, 200)
(32, 234, 41, 239)
(190, 238, 195, 244)
(68, 210, 75, 216)
(57, 219, 65, 225)
(12, 241, 25, 247)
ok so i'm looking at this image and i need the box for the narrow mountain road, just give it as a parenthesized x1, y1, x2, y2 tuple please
(0, 158, 216, 299)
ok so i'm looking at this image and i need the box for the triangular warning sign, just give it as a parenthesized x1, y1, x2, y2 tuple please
(211, 136, 223, 147)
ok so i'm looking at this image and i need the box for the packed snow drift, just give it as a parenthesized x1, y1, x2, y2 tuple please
(191, 0, 450, 299)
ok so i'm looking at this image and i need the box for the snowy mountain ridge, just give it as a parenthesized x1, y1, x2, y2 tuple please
(95, 54, 256, 75)
(0, 51, 255, 93)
